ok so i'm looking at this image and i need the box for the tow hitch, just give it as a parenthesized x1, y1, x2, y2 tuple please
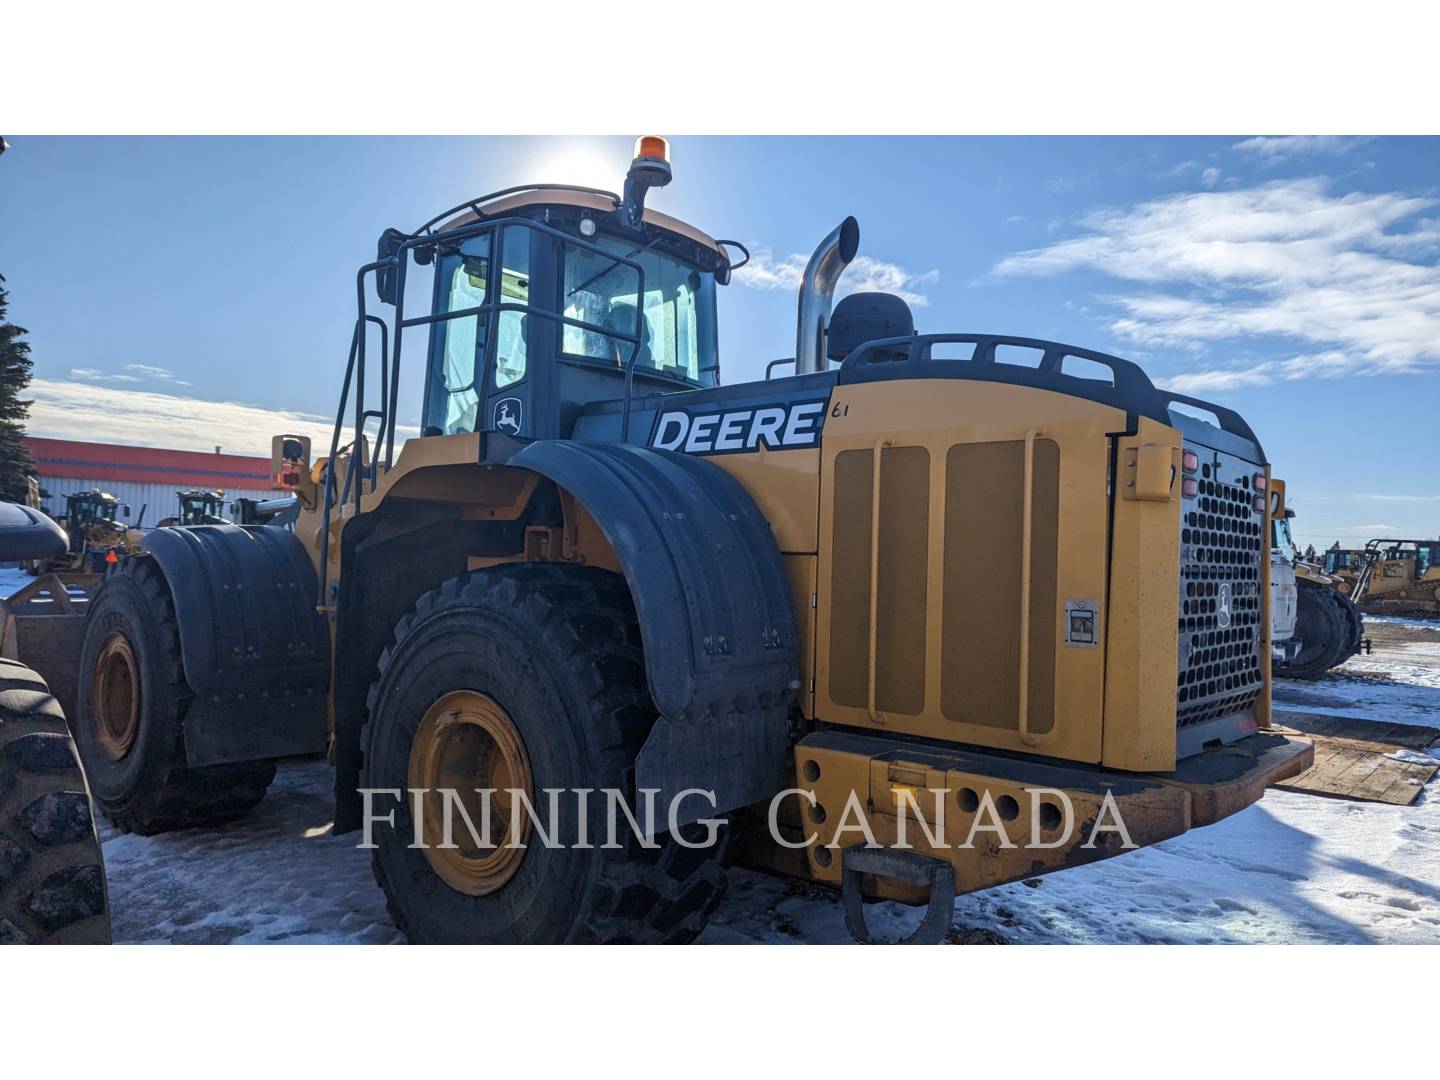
(842, 847, 955, 945)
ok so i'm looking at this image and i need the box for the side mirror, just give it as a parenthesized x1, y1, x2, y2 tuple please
(375, 228, 406, 305)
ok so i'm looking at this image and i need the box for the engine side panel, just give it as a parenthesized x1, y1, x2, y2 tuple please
(815, 378, 1125, 765)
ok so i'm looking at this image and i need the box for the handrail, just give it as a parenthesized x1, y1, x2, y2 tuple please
(867, 437, 893, 724)
(316, 216, 649, 612)
(413, 184, 621, 236)
(1017, 427, 1044, 747)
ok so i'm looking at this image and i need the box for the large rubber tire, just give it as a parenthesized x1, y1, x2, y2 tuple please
(0, 658, 110, 944)
(73, 557, 275, 835)
(1329, 588, 1366, 666)
(1276, 581, 1352, 680)
(363, 564, 729, 944)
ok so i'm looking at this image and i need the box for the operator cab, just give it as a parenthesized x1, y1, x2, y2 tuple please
(176, 489, 227, 526)
(408, 138, 729, 447)
(66, 490, 120, 529)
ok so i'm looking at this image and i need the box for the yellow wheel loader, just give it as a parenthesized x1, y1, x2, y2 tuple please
(25, 139, 1311, 943)
(1269, 481, 1366, 679)
(1349, 539, 1440, 618)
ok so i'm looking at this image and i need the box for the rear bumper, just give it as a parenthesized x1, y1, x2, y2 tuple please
(790, 728, 1313, 901)
(1145, 730, 1313, 825)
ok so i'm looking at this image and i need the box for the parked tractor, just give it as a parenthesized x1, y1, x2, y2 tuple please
(156, 489, 228, 528)
(1348, 539, 1440, 618)
(1268, 481, 1366, 679)
(19, 138, 1312, 944)
(46, 489, 139, 573)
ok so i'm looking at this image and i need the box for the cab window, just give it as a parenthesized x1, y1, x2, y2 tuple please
(561, 236, 716, 384)
(494, 225, 531, 390)
(430, 234, 490, 435)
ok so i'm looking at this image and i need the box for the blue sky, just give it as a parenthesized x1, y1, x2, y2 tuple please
(1, 135, 1436, 548)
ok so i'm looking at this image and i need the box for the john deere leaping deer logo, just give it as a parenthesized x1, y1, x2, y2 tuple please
(1217, 582, 1233, 629)
(493, 397, 522, 435)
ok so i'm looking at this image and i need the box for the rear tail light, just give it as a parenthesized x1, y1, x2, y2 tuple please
(1253, 472, 1267, 492)
(1182, 451, 1199, 473)
(1253, 494, 1267, 514)
(1182, 477, 1199, 498)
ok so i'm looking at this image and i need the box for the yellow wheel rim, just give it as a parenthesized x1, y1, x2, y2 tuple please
(407, 690, 533, 896)
(92, 632, 139, 762)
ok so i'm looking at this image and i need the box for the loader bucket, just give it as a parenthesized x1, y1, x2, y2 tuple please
(0, 572, 102, 720)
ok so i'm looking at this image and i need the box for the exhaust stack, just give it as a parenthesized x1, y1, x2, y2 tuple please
(794, 216, 860, 374)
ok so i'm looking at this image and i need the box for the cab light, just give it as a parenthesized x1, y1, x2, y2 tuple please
(1182, 451, 1199, 473)
(634, 135, 670, 162)
(1253, 472, 1267, 492)
(1182, 477, 1199, 498)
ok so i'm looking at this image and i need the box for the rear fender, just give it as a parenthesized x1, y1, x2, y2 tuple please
(139, 525, 329, 766)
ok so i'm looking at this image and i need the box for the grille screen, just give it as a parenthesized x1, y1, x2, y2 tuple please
(1176, 446, 1265, 729)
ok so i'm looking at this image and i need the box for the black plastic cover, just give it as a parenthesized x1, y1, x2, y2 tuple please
(0, 502, 68, 562)
(826, 292, 915, 361)
(140, 525, 329, 765)
(512, 440, 796, 817)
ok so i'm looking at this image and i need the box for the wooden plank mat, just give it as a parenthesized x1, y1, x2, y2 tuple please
(1269, 710, 1439, 805)
(1272, 709, 1440, 750)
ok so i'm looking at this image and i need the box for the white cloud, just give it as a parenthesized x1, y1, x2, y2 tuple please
(735, 249, 939, 306)
(993, 177, 1440, 390)
(1359, 494, 1440, 502)
(26, 378, 418, 456)
(1200, 166, 1222, 189)
(124, 363, 192, 387)
(69, 367, 141, 383)
(1161, 160, 1202, 178)
(1159, 367, 1274, 393)
(1231, 136, 1374, 161)
(67, 363, 192, 387)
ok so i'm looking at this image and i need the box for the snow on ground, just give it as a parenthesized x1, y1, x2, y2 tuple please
(96, 613, 1440, 945)
(1274, 619, 1440, 725)
(11, 557, 1438, 945)
(0, 565, 34, 598)
(99, 756, 1440, 945)
(99, 764, 403, 944)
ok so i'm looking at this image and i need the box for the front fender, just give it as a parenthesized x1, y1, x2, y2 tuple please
(512, 441, 797, 818)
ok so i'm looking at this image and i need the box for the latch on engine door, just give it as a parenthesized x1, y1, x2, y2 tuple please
(1122, 443, 1179, 502)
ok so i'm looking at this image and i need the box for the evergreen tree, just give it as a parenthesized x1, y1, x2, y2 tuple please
(0, 279, 37, 503)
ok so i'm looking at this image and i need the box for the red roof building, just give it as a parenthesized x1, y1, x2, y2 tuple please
(23, 437, 274, 525)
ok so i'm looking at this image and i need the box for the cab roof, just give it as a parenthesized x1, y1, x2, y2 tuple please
(432, 186, 723, 256)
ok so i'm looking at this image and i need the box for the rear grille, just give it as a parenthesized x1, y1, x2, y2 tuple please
(1176, 447, 1265, 730)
